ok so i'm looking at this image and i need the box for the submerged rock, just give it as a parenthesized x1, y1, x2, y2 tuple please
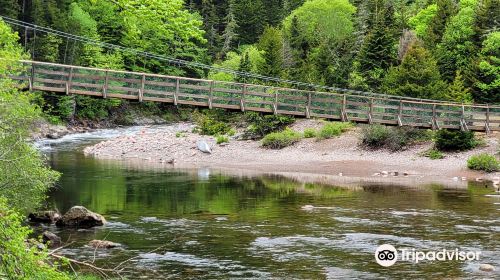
(88, 240, 121, 249)
(56, 206, 106, 228)
(28, 211, 61, 224)
(42, 231, 62, 248)
(479, 264, 495, 272)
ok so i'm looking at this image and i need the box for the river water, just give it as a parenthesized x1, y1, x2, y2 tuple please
(37, 126, 499, 279)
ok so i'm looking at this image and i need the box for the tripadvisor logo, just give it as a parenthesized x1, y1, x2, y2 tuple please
(374, 244, 481, 267)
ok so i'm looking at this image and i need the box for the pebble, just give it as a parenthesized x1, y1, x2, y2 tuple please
(381, 171, 389, 175)
(479, 264, 495, 272)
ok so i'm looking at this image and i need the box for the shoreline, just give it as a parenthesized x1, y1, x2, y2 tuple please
(81, 120, 500, 187)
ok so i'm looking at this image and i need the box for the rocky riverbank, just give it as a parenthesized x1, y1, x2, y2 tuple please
(82, 120, 500, 186)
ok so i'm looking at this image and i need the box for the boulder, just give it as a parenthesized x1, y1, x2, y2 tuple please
(56, 206, 106, 228)
(88, 240, 121, 249)
(28, 211, 61, 224)
(42, 231, 62, 248)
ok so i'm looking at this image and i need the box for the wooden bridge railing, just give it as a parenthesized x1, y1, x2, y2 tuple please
(9, 60, 500, 132)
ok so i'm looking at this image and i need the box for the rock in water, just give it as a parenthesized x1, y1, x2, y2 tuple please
(28, 211, 61, 224)
(197, 141, 212, 154)
(56, 206, 106, 228)
(479, 264, 495, 272)
(42, 231, 62, 248)
(88, 240, 121, 249)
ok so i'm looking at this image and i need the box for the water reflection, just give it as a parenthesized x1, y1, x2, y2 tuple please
(42, 148, 499, 279)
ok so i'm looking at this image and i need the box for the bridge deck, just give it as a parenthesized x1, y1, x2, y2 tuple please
(10, 60, 500, 132)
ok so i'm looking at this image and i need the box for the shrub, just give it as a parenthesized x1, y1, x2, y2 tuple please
(0, 198, 70, 279)
(361, 125, 431, 151)
(467, 154, 499, 172)
(435, 129, 477, 151)
(216, 135, 229, 144)
(244, 112, 295, 138)
(423, 149, 445, 160)
(194, 109, 235, 136)
(262, 128, 302, 149)
(360, 125, 391, 149)
(317, 122, 353, 139)
(303, 128, 317, 138)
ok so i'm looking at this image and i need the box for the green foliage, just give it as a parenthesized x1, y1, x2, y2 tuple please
(303, 128, 317, 138)
(0, 21, 60, 213)
(423, 149, 445, 160)
(474, 31, 500, 103)
(244, 112, 295, 138)
(262, 128, 302, 149)
(409, 4, 437, 38)
(208, 46, 264, 82)
(361, 125, 431, 151)
(436, 2, 478, 81)
(317, 122, 353, 139)
(445, 71, 473, 103)
(434, 129, 477, 151)
(194, 110, 234, 136)
(467, 153, 499, 172)
(258, 26, 284, 77)
(383, 43, 448, 99)
(216, 135, 229, 144)
(0, 198, 70, 279)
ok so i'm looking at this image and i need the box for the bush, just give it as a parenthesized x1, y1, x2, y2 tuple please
(244, 112, 295, 138)
(303, 128, 317, 138)
(360, 125, 391, 148)
(194, 109, 235, 136)
(317, 122, 353, 139)
(467, 154, 499, 172)
(435, 129, 477, 151)
(361, 125, 431, 151)
(423, 149, 445, 160)
(0, 198, 70, 279)
(216, 135, 229, 144)
(262, 128, 302, 149)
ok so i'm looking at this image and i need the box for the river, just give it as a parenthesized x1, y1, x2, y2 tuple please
(36, 126, 499, 279)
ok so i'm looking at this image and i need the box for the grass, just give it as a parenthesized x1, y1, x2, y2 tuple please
(175, 132, 185, 138)
(317, 122, 353, 140)
(303, 128, 317, 138)
(262, 128, 302, 149)
(467, 154, 499, 172)
(216, 135, 229, 144)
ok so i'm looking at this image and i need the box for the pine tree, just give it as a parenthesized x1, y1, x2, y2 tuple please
(237, 51, 252, 83)
(473, 31, 499, 103)
(258, 26, 284, 77)
(201, 0, 220, 57)
(445, 71, 473, 103)
(234, 0, 266, 45)
(0, 0, 21, 18)
(383, 42, 448, 99)
(221, 0, 238, 57)
(473, 0, 500, 46)
(426, 0, 457, 46)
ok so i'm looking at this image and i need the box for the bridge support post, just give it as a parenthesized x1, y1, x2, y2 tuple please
(29, 63, 35, 91)
(485, 104, 491, 134)
(431, 104, 439, 130)
(174, 78, 179, 106)
(138, 74, 145, 102)
(460, 105, 468, 131)
(368, 98, 373, 124)
(102, 70, 109, 99)
(65, 67, 73, 95)
(208, 81, 214, 109)
(397, 100, 403, 126)
(341, 95, 348, 122)
(273, 92, 278, 115)
(306, 92, 311, 119)
(240, 84, 246, 112)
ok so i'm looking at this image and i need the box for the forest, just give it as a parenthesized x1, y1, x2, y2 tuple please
(0, 0, 498, 124)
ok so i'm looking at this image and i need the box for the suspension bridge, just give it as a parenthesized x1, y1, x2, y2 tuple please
(9, 60, 500, 132)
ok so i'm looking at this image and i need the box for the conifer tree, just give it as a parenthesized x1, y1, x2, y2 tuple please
(258, 26, 284, 77)
(234, 0, 266, 45)
(221, 0, 238, 57)
(426, 0, 457, 46)
(383, 42, 448, 99)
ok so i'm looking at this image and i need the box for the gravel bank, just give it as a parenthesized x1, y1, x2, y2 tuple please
(83, 120, 500, 185)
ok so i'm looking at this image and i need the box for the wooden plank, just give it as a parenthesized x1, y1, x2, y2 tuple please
(34, 68, 69, 77)
(70, 81, 103, 89)
(32, 77, 67, 85)
(139, 74, 145, 102)
(174, 78, 179, 106)
(66, 67, 74, 95)
(208, 81, 213, 109)
(107, 85, 139, 92)
(240, 84, 246, 112)
(102, 71, 109, 99)
(32, 85, 65, 93)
